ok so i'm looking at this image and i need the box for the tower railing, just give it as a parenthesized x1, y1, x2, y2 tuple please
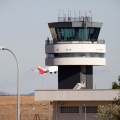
(58, 16, 91, 22)
(45, 40, 105, 45)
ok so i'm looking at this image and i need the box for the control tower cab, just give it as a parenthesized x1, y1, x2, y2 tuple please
(45, 12, 106, 89)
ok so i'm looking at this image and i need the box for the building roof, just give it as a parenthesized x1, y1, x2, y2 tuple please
(35, 89, 120, 101)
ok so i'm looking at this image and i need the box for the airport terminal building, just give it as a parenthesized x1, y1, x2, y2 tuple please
(35, 13, 120, 120)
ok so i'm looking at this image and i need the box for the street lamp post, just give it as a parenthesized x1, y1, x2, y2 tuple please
(0, 46, 20, 120)
(84, 104, 86, 120)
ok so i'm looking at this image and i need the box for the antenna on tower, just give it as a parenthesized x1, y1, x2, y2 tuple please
(79, 11, 80, 21)
(84, 11, 87, 17)
(63, 10, 64, 17)
(68, 10, 69, 18)
(58, 10, 60, 22)
(80, 11, 82, 17)
(74, 10, 76, 21)
(89, 11, 92, 22)
(63, 10, 65, 22)
(80, 10, 82, 21)
(64, 13, 66, 22)
(70, 11, 71, 17)
(68, 10, 70, 21)
(88, 11, 92, 40)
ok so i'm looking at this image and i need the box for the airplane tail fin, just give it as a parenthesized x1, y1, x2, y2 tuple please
(37, 66, 47, 74)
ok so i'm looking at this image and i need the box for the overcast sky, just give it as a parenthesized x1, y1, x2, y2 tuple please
(0, 0, 120, 94)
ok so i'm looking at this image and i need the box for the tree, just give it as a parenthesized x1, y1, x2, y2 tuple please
(97, 94, 120, 119)
(112, 97, 120, 105)
(97, 75, 120, 120)
(112, 82, 120, 89)
(97, 104, 120, 120)
(112, 75, 120, 89)
(112, 98, 120, 119)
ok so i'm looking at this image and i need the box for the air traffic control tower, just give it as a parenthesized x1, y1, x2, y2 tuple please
(45, 12, 106, 89)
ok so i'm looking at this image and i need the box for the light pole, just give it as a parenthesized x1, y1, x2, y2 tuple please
(0, 46, 20, 120)
(84, 104, 86, 120)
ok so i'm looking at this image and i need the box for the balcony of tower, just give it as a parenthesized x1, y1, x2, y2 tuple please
(45, 39, 106, 66)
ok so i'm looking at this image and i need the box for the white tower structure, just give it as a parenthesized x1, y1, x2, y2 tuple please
(45, 12, 106, 89)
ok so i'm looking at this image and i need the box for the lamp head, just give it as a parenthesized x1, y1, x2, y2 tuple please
(0, 46, 5, 50)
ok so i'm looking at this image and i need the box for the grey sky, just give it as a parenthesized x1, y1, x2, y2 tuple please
(0, 0, 120, 94)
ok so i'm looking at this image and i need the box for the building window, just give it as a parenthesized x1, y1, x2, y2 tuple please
(60, 106, 79, 113)
(55, 27, 100, 41)
(82, 106, 98, 113)
(47, 53, 104, 58)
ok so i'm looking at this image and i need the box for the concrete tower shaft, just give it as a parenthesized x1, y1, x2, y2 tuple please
(45, 14, 106, 89)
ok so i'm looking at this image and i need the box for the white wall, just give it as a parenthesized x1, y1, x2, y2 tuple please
(35, 89, 120, 101)
(46, 57, 106, 66)
(45, 43, 106, 65)
(46, 44, 106, 53)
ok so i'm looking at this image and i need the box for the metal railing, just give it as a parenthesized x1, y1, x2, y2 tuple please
(45, 40, 105, 45)
(58, 17, 92, 22)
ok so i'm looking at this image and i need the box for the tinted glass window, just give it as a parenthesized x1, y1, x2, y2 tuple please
(55, 27, 100, 41)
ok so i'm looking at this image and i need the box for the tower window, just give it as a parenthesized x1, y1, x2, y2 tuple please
(55, 27, 100, 41)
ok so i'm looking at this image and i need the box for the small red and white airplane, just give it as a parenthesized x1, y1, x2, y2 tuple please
(31, 66, 58, 74)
